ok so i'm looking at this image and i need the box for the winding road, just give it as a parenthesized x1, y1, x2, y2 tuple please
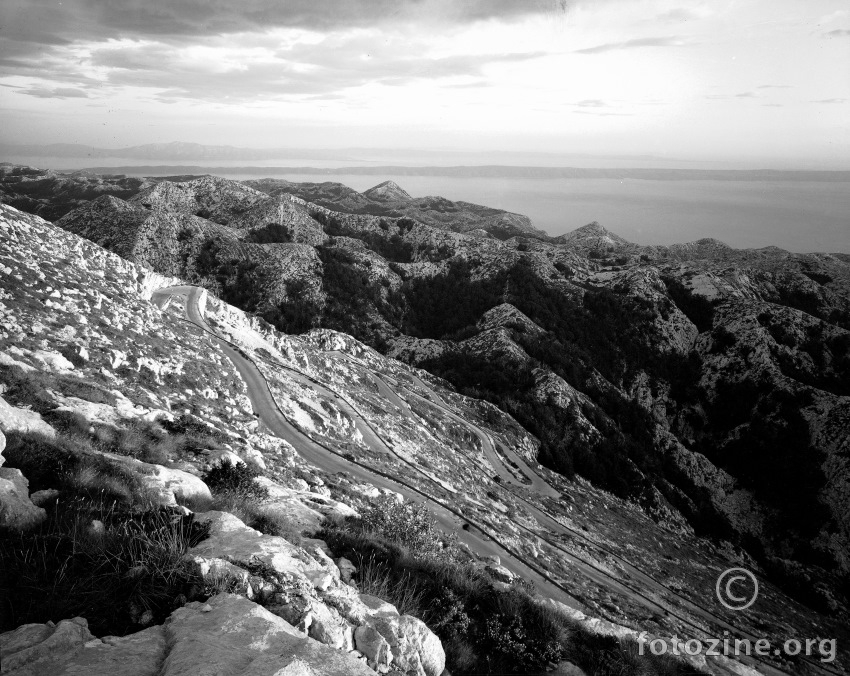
(151, 285, 584, 611)
(150, 284, 835, 676)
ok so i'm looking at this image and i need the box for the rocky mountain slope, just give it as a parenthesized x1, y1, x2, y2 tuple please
(3, 170, 850, 674)
(0, 163, 152, 221)
(244, 177, 546, 240)
(0, 203, 740, 676)
(54, 173, 850, 588)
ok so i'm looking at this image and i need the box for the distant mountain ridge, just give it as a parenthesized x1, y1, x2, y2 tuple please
(0, 142, 358, 161)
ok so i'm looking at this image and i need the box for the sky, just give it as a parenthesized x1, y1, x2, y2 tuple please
(1, 0, 849, 167)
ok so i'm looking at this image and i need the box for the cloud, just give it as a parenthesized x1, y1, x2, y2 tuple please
(706, 91, 757, 100)
(573, 109, 630, 116)
(18, 87, 90, 98)
(761, 104, 783, 108)
(0, 0, 561, 54)
(574, 36, 685, 54)
(811, 98, 846, 104)
(576, 99, 606, 107)
(76, 36, 547, 102)
(757, 84, 791, 89)
(824, 28, 850, 37)
(656, 8, 703, 23)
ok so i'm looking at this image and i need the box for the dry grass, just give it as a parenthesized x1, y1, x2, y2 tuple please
(0, 499, 210, 636)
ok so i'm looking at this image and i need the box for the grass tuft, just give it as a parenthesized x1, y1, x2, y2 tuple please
(0, 499, 210, 636)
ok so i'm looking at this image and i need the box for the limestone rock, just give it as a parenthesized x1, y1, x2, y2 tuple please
(190, 511, 327, 578)
(163, 593, 374, 676)
(32, 349, 75, 372)
(0, 617, 99, 676)
(0, 396, 56, 439)
(354, 624, 393, 671)
(100, 452, 211, 506)
(336, 557, 357, 583)
(254, 476, 358, 534)
(29, 488, 60, 507)
(370, 614, 446, 676)
(358, 594, 399, 619)
(0, 594, 375, 676)
(485, 563, 515, 584)
(304, 602, 354, 651)
(0, 467, 46, 531)
(145, 465, 212, 506)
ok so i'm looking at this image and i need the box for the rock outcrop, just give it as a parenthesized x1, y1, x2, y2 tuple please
(0, 466, 46, 531)
(0, 396, 56, 439)
(187, 511, 446, 676)
(0, 594, 378, 676)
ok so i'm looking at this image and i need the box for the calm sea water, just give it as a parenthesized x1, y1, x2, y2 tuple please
(7, 156, 849, 253)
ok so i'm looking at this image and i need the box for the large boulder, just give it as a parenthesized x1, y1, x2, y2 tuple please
(354, 624, 393, 672)
(0, 616, 165, 676)
(0, 594, 376, 676)
(143, 464, 211, 505)
(98, 452, 211, 506)
(370, 614, 445, 676)
(0, 467, 46, 531)
(0, 396, 56, 439)
(302, 601, 354, 651)
(162, 594, 374, 676)
(0, 617, 95, 675)
(254, 476, 358, 534)
(31, 350, 75, 372)
(189, 511, 331, 579)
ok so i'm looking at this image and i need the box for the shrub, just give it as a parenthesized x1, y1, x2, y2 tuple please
(481, 613, 564, 672)
(359, 495, 445, 559)
(244, 223, 293, 244)
(202, 461, 268, 500)
(357, 555, 427, 616)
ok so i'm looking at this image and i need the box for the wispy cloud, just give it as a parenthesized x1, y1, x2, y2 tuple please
(18, 87, 90, 99)
(576, 99, 606, 107)
(656, 8, 703, 23)
(574, 36, 686, 54)
(706, 91, 756, 100)
(824, 28, 850, 37)
(0, 0, 559, 57)
(811, 98, 847, 104)
(573, 110, 631, 116)
(68, 37, 548, 103)
(757, 84, 791, 89)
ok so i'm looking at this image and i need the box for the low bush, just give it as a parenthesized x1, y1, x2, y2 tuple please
(359, 495, 446, 559)
(202, 461, 269, 501)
